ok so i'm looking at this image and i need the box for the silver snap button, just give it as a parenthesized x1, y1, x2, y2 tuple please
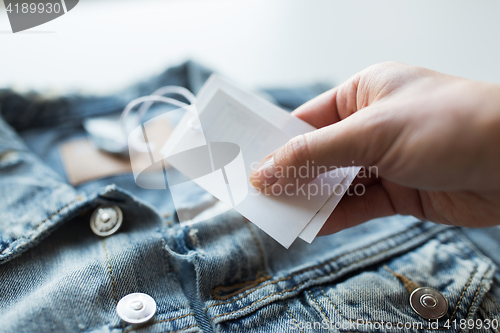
(90, 205, 123, 237)
(421, 294, 438, 308)
(410, 287, 448, 320)
(116, 293, 156, 324)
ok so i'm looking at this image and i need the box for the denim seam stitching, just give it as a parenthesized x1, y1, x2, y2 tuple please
(449, 266, 478, 321)
(102, 239, 119, 305)
(206, 222, 429, 310)
(123, 314, 197, 333)
(282, 299, 305, 333)
(307, 290, 330, 322)
(312, 244, 480, 330)
(207, 225, 444, 324)
(0, 196, 83, 255)
(212, 221, 271, 300)
(384, 265, 419, 294)
(212, 274, 269, 301)
(160, 324, 199, 333)
(245, 220, 267, 275)
(459, 266, 493, 333)
(102, 239, 125, 332)
(317, 275, 475, 332)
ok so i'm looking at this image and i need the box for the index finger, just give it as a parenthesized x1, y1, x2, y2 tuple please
(291, 73, 361, 129)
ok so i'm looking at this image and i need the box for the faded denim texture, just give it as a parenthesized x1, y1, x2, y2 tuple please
(0, 62, 499, 333)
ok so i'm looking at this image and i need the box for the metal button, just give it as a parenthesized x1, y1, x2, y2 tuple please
(410, 287, 448, 320)
(116, 293, 156, 324)
(90, 205, 123, 237)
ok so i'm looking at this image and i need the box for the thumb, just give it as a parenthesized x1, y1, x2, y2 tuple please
(249, 107, 399, 191)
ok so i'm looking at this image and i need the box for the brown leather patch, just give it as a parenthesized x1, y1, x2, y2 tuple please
(59, 119, 172, 185)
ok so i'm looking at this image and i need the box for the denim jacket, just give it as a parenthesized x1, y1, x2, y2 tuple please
(0, 62, 499, 333)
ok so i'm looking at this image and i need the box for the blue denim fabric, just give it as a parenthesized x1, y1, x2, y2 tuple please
(0, 62, 499, 333)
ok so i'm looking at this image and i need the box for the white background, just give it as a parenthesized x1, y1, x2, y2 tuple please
(1, 0, 500, 94)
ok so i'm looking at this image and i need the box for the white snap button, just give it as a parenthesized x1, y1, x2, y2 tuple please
(410, 287, 448, 320)
(90, 205, 123, 237)
(116, 293, 156, 324)
(130, 300, 144, 311)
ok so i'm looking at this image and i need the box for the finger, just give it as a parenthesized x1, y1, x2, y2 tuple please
(291, 73, 361, 128)
(380, 179, 425, 218)
(317, 183, 396, 236)
(291, 89, 341, 129)
(249, 105, 401, 191)
(350, 167, 380, 187)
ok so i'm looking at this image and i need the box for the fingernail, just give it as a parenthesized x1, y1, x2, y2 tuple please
(249, 156, 278, 190)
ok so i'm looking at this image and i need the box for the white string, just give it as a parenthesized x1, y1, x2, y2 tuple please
(119, 86, 197, 153)
(136, 86, 196, 122)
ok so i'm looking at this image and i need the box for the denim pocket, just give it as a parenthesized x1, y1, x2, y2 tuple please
(211, 226, 496, 333)
(477, 275, 500, 333)
(305, 229, 495, 332)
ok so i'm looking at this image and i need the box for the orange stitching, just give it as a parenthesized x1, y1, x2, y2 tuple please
(449, 266, 477, 320)
(206, 223, 430, 311)
(161, 324, 199, 333)
(102, 239, 118, 305)
(212, 273, 270, 300)
(213, 278, 264, 296)
(317, 285, 447, 330)
(384, 266, 419, 294)
(154, 313, 194, 323)
(307, 290, 330, 321)
(207, 234, 434, 325)
(123, 313, 196, 333)
(318, 286, 403, 327)
(209, 281, 303, 324)
(459, 267, 492, 333)
(317, 265, 478, 329)
(318, 278, 469, 332)
(211, 222, 271, 300)
(208, 231, 487, 328)
(35, 196, 83, 229)
(0, 196, 83, 255)
(209, 274, 275, 305)
(244, 220, 266, 273)
(282, 300, 304, 333)
(102, 239, 124, 331)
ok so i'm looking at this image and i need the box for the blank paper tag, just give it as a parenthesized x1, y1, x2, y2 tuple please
(162, 75, 360, 248)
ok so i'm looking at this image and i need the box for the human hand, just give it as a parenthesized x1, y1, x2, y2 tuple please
(249, 62, 500, 234)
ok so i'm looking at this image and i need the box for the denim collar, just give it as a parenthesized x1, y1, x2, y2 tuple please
(0, 61, 214, 264)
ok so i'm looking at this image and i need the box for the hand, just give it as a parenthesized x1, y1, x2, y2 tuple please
(249, 62, 500, 235)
